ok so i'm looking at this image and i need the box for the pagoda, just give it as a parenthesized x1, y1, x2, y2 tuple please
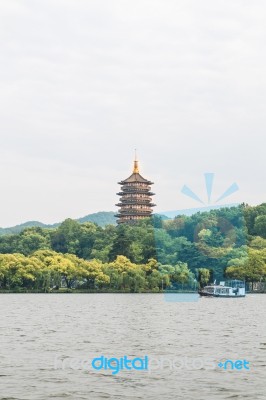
(115, 155, 155, 224)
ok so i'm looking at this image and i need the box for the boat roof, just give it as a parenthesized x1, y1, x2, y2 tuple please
(204, 285, 231, 289)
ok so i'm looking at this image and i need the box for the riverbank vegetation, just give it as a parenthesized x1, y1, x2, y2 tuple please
(0, 203, 265, 292)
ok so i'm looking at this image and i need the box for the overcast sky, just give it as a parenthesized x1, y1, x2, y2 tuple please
(0, 0, 265, 227)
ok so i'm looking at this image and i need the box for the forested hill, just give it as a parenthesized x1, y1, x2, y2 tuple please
(0, 211, 117, 235)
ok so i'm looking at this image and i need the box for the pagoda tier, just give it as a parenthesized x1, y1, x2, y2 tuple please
(117, 190, 155, 196)
(116, 202, 156, 207)
(115, 158, 156, 224)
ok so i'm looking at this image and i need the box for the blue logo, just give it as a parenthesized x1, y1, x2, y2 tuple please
(218, 359, 250, 370)
(91, 355, 149, 375)
(181, 172, 239, 205)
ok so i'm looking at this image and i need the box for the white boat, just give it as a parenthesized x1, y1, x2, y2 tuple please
(199, 280, 246, 298)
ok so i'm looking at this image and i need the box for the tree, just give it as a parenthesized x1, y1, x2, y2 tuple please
(108, 225, 132, 261)
(197, 268, 211, 288)
(226, 248, 266, 289)
(51, 219, 82, 254)
(249, 236, 266, 250)
(17, 232, 50, 255)
(254, 216, 266, 239)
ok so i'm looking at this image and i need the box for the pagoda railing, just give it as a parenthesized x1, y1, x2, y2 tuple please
(118, 186, 152, 191)
(117, 210, 153, 215)
(116, 199, 153, 204)
(117, 190, 155, 196)
(116, 204, 156, 208)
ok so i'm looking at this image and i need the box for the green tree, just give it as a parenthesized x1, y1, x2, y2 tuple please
(197, 268, 211, 288)
(51, 219, 82, 254)
(254, 215, 266, 239)
(226, 248, 266, 289)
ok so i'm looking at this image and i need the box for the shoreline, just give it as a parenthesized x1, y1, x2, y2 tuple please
(0, 290, 265, 294)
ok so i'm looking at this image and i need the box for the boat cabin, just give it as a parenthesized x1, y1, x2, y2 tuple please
(201, 280, 245, 297)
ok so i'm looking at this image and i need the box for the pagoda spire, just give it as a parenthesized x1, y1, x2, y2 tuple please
(133, 149, 139, 173)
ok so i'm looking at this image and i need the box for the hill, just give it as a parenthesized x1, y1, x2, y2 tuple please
(0, 211, 117, 235)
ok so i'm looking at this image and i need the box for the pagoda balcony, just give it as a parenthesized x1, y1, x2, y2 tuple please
(117, 191, 155, 196)
(117, 201, 153, 205)
(118, 185, 152, 190)
(116, 205, 155, 209)
(117, 210, 153, 216)
(116, 199, 153, 205)
(117, 190, 152, 194)
(119, 196, 153, 200)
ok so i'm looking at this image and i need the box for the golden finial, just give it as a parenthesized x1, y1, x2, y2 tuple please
(133, 149, 139, 173)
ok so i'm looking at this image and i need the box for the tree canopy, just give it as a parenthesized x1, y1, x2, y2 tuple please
(0, 203, 265, 291)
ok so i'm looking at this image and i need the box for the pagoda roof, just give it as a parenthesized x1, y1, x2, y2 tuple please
(119, 172, 152, 184)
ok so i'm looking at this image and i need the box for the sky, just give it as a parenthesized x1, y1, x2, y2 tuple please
(0, 0, 265, 227)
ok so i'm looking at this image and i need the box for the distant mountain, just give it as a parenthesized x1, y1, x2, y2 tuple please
(77, 211, 117, 226)
(0, 205, 239, 236)
(0, 211, 117, 235)
(1, 209, 213, 236)
(0, 221, 52, 236)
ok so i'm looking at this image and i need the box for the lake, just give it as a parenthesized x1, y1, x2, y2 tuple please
(0, 294, 265, 399)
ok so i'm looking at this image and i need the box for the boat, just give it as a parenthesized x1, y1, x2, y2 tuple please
(199, 280, 246, 298)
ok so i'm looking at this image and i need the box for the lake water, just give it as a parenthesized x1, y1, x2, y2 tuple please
(0, 294, 265, 400)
